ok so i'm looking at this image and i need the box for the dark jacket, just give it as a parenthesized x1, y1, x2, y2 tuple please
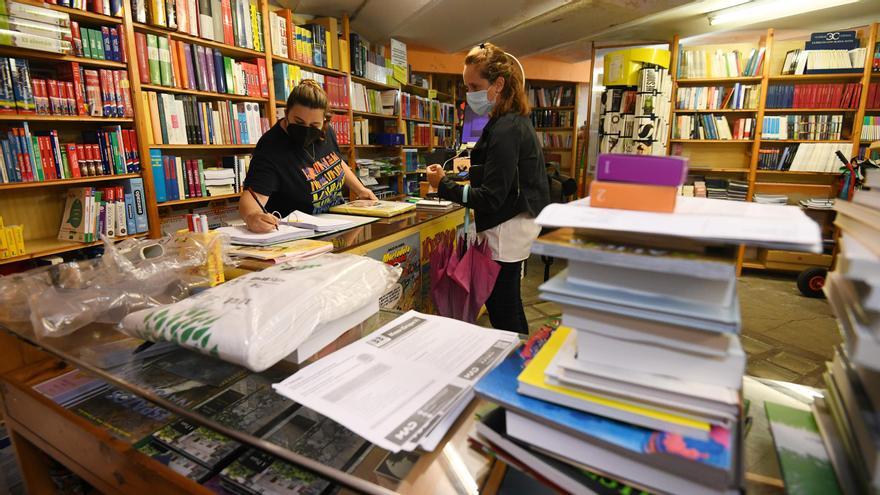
(438, 112, 550, 232)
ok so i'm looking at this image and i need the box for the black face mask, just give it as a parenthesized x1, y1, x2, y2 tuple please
(285, 121, 323, 148)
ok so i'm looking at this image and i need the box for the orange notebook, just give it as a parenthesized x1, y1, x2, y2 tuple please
(589, 180, 677, 213)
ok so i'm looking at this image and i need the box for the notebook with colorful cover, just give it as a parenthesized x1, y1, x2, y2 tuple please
(329, 200, 416, 218)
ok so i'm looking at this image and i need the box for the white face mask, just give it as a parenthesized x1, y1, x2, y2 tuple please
(466, 89, 494, 116)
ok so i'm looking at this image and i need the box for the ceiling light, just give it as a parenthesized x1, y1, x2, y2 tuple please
(708, 0, 860, 26)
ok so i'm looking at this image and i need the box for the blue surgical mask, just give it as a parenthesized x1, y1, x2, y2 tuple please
(466, 89, 494, 116)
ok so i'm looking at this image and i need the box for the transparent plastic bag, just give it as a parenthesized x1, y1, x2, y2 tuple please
(16, 234, 225, 338)
(121, 253, 401, 372)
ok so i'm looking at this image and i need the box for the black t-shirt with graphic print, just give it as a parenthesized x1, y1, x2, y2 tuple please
(243, 122, 346, 216)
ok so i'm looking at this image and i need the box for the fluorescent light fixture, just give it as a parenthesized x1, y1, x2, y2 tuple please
(708, 0, 860, 26)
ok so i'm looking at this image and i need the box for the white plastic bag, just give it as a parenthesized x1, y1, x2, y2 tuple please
(120, 253, 400, 371)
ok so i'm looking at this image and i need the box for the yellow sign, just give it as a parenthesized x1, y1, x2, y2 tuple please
(393, 65, 407, 84)
(428, 89, 438, 99)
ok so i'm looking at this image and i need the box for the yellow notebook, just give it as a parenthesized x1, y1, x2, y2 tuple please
(517, 327, 711, 434)
(329, 200, 416, 218)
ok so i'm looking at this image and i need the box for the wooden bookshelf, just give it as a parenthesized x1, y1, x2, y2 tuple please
(270, 55, 348, 77)
(140, 85, 268, 102)
(132, 22, 265, 59)
(670, 139, 754, 143)
(148, 144, 257, 149)
(352, 110, 398, 119)
(673, 109, 757, 113)
(0, 46, 126, 69)
(354, 144, 400, 149)
(0, 174, 140, 191)
(158, 194, 240, 207)
(42, 4, 123, 24)
(351, 75, 399, 91)
(403, 117, 430, 124)
(667, 22, 880, 274)
(0, 234, 147, 266)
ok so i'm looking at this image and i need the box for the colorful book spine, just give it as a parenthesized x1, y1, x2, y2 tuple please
(590, 180, 678, 213)
(596, 154, 689, 186)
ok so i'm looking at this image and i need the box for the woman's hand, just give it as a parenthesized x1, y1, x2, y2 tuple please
(427, 164, 444, 189)
(244, 212, 278, 233)
(356, 188, 378, 201)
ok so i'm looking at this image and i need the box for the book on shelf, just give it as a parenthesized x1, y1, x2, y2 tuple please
(138, 0, 263, 51)
(349, 31, 392, 84)
(675, 84, 760, 110)
(141, 91, 266, 145)
(677, 47, 764, 78)
(33, 369, 108, 408)
(401, 91, 429, 120)
(350, 80, 397, 115)
(328, 113, 350, 145)
(329, 200, 415, 218)
(136, 34, 268, 98)
(766, 83, 862, 109)
(432, 124, 453, 148)
(404, 121, 430, 146)
(58, 183, 142, 242)
(49, 0, 123, 16)
(761, 114, 844, 141)
(673, 114, 754, 140)
(0, 216, 24, 259)
(781, 48, 866, 75)
(0, 1, 72, 54)
(0, 125, 139, 184)
(528, 85, 575, 107)
(70, 24, 125, 62)
(272, 64, 347, 108)
(531, 108, 573, 128)
(431, 100, 455, 123)
(149, 151, 250, 202)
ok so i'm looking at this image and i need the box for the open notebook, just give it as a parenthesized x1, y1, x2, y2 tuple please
(215, 225, 314, 246)
(280, 211, 360, 231)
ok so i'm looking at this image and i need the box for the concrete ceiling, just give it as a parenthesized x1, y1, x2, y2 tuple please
(274, 0, 880, 62)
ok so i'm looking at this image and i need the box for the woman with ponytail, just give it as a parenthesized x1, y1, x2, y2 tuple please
(427, 43, 550, 333)
(240, 79, 377, 233)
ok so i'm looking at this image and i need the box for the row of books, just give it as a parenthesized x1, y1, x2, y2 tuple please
(433, 125, 453, 148)
(781, 48, 866, 75)
(766, 83, 862, 109)
(403, 148, 419, 172)
(351, 81, 396, 115)
(141, 91, 267, 145)
(272, 64, 345, 107)
(0, 59, 131, 118)
(0, 1, 72, 54)
(0, 126, 139, 183)
(70, 23, 126, 62)
(352, 117, 369, 145)
(527, 85, 575, 107)
(860, 116, 880, 141)
(761, 114, 844, 141)
(866, 82, 880, 110)
(134, 0, 264, 52)
(431, 100, 454, 124)
(819, 177, 880, 494)
(136, 33, 268, 98)
(674, 114, 755, 140)
(675, 84, 759, 110)
(677, 47, 765, 78)
(0, 217, 24, 260)
(267, 10, 344, 70)
(149, 151, 250, 202)
(401, 92, 429, 120)
(33, 351, 362, 492)
(349, 32, 392, 85)
(328, 114, 350, 146)
(531, 109, 573, 129)
(684, 177, 748, 201)
(536, 131, 572, 149)
(405, 121, 430, 146)
(58, 181, 149, 241)
(46, 0, 123, 16)
(761, 142, 851, 172)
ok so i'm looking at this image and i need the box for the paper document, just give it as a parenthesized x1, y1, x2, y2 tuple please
(536, 196, 823, 253)
(272, 311, 520, 452)
(281, 211, 358, 231)
(216, 224, 315, 246)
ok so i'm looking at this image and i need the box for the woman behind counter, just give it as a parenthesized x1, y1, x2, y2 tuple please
(240, 80, 377, 233)
(427, 42, 551, 334)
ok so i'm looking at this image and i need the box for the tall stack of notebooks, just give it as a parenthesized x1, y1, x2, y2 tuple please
(0, 0, 72, 53)
(812, 178, 880, 493)
(589, 154, 685, 212)
(474, 156, 755, 493)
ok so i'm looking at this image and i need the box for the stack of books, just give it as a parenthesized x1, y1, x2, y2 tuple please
(753, 193, 789, 204)
(149, 152, 248, 202)
(705, 178, 729, 200)
(812, 176, 880, 492)
(726, 179, 748, 202)
(589, 154, 685, 212)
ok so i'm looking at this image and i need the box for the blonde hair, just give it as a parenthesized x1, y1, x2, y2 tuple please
(465, 43, 530, 117)
(285, 79, 329, 116)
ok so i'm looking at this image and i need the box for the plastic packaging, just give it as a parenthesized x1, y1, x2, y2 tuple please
(120, 253, 401, 372)
(7, 234, 223, 338)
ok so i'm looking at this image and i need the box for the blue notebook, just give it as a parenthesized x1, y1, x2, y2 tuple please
(540, 271, 741, 334)
(474, 352, 734, 475)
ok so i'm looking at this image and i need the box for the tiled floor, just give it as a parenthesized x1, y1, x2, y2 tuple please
(481, 255, 841, 387)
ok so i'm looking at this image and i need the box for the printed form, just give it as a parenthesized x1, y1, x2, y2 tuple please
(273, 311, 519, 452)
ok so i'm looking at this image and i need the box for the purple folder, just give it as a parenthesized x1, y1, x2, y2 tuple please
(595, 153, 689, 186)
